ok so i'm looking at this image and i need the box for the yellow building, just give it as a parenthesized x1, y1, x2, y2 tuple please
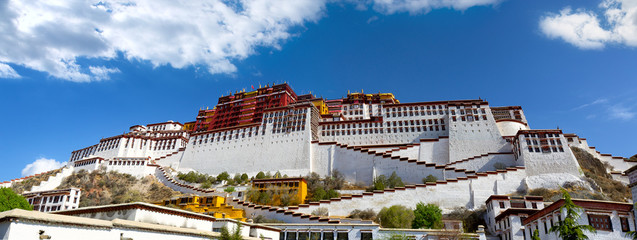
(158, 195, 246, 221)
(251, 178, 308, 206)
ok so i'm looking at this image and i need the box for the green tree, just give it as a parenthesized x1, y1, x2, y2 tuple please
(531, 229, 541, 240)
(240, 173, 249, 183)
(387, 172, 404, 188)
(233, 174, 242, 184)
(219, 223, 243, 240)
(372, 175, 387, 191)
(255, 172, 266, 179)
(422, 175, 437, 183)
(217, 172, 230, 182)
(274, 171, 282, 178)
(412, 202, 442, 229)
(625, 231, 637, 240)
(377, 205, 415, 228)
(0, 187, 32, 212)
(549, 189, 596, 240)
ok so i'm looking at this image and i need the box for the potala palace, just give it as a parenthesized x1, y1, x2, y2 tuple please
(2, 83, 636, 240)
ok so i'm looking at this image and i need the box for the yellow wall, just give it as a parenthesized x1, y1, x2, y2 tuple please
(157, 195, 246, 221)
(252, 178, 307, 206)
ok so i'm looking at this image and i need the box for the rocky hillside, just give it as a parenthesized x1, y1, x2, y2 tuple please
(528, 148, 631, 202)
(57, 169, 177, 207)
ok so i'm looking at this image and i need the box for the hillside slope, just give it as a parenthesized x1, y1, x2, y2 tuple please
(57, 169, 177, 207)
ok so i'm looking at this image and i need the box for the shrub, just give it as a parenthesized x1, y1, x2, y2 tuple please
(253, 215, 285, 223)
(224, 187, 235, 193)
(377, 205, 414, 228)
(369, 172, 404, 191)
(412, 202, 442, 229)
(493, 162, 507, 170)
(306, 172, 342, 202)
(422, 175, 437, 183)
(348, 209, 377, 220)
(200, 181, 212, 189)
(444, 206, 486, 233)
(0, 187, 32, 212)
(312, 207, 329, 216)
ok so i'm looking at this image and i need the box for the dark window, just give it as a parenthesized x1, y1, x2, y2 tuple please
(337, 232, 349, 240)
(298, 232, 309, 240)
(588, 214, 612, 231)
(361, 232, 372, 240)
(499, 202, 505, 208)
(286, 232, 297, 240)
(323, 232, 334, 240)
(621, 217, 630, 232)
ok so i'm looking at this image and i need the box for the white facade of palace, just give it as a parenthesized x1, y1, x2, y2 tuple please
(44, 92, 634, 215)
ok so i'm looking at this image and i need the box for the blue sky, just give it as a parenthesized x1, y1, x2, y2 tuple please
(1, 0, 636, 180)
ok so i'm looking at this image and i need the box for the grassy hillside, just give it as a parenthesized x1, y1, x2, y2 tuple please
(57, 169, 177, 207)
(570, 147, 630, 202)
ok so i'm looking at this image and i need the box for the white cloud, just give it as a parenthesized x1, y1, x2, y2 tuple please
(0, 63, 20, 79)
(89, 66, 120, 81)
(21, 157, 65, 177)
(0, 0, 327, 82)
(370, 0, 501, 14)
(609, 105, 635, 120)
(539, 0, 637, 49)
(572, 98, 608, 110)
(0, 0, 500, 82)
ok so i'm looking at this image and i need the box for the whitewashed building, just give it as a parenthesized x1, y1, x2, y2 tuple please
(483, 195, 635, 240)
(22, 188, 81, 212)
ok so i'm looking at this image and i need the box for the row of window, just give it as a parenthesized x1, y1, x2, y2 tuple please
(321, 125, 446, 137)
(279, 231, 359, 240)
(527, 146, 565, 153)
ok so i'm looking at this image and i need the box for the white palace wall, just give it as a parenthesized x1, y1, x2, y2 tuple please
(448, 112, 510, 164)
(178, 109, 314, 177)
(291, 168, 527, 217)
(418, 138, 450, 165)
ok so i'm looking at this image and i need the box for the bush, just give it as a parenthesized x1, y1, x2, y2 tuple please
(0, 187, 32, 212)
(377, 205, 414, 228)
(224, 187, 235, 193)
(306, 172, 342, 202)
(312, 207, 329, 216)
(369, 172, 404, 191)
(200, 181, 212, 189)
(253, 215, 285, 223)
(493, 162, 507, 170)
(412, 202, 442, 229)
(444, 207, 486, 233)
(255, 172, 266, 179)
(240, 173, 249, 183)
(348, 209, 377, 220)
(177, 171, 216, 184)
(422, 175, 437, 183)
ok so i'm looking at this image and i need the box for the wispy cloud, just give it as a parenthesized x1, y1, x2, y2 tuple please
(0, 63, 21, 79)
(89, 66, 120, 81)
(609, 105, 635, 120)
(21, 157, 65, 177)
(572, 98, 608, 110)
(367, 16, 379, 24)
(539, 0, 637, 49)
